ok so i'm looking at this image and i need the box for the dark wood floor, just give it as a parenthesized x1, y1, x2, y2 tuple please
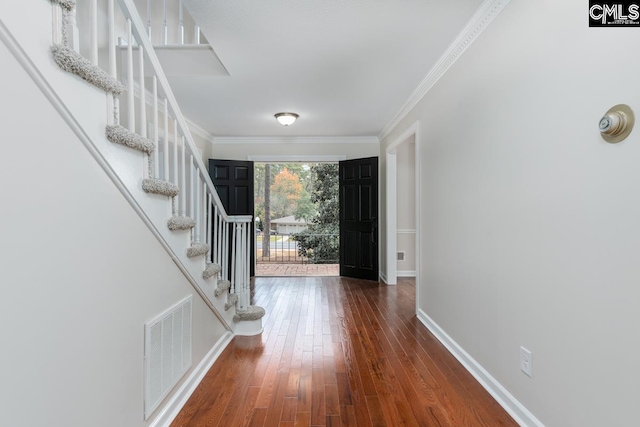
(171, 277, 516, 426)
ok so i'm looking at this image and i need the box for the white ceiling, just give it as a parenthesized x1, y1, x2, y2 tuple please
(176, 0, 484, 138)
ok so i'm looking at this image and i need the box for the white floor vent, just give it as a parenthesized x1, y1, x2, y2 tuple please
(144, 295, 192, 419)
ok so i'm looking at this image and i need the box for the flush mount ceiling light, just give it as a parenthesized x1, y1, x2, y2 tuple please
(275, 112, 299, 126)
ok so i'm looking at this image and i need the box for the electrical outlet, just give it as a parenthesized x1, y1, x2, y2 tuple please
(520, 347, 533, 377)
(397, 251, 405, 261)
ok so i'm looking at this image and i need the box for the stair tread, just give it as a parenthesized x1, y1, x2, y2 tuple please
(224, 294, 238, 311)
(186, 243, 210, 258)
(167, 215, 195, 231)
(203, 263, 221, 280)
(51, 45, 124, 95)
(233, 305, 266, 322)
(215, 279, 230, 297)
(106, 125, 154, 154)
(142, 178, 179, 197)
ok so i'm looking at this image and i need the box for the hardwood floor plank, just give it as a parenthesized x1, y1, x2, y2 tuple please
(325, 415, 341, 427)
(365, 395, 387, 427)
(324, 384, 340, 416)
(263, 373, 290, 427)
(297, 374, 312, 413)
(247, 407, 267, 427)
(339, 405, 358, 427)
(310, 390, 326, 425)
(281, 397, 298, 422)
(293, 412, 310, 427)
(335, 372, 352, 406)
(171, 276, 517, 427)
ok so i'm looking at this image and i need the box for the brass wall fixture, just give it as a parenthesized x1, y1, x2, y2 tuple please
(599, 104, 634, 143)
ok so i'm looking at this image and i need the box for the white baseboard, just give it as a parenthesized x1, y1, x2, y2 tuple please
(397, 270, 416, 277)
(149, 331, 234, 427)
(379, 271, 388, 284)
(416, 309, 544, 427)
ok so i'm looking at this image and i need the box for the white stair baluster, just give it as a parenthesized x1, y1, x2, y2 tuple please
(194, 173, 200, 244)
(108, 0, 116, 78)
(163, 99, 169, 182)
(162, 0, 168, 45)
(52, 3, 63, 46)
(107, 0, 118, 126)
(173, 121, 178, 208)
(207, 193, 212, 263)
(90, 0, 98, 65)
(179, 0, 184, 45)
(67, 7, 80, 53)
(126, 19, 135, 132)
(180, 138, 186, 217)
(213, 206, 218, 265)
(230, 224, 236, 293)
(245, 222, 250, 295)
(146, 0, 152, 39)
(189, 155, 194, 220)
(138, 45, 147, 138)
(194, 23, 200, 44)
(223, 221, 228, 281)
(241, 223, 246, 299)
(152, 77, 159, 178)
(201, 177, 206, 245)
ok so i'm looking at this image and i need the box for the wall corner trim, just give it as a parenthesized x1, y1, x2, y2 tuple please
(378, 0, 512, 141)
(379, 272, 389, 284)
(416, 309, 544, 427)
(149, 331, 234, 427)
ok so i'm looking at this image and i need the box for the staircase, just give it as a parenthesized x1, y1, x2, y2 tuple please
(24, 0, 264, 335)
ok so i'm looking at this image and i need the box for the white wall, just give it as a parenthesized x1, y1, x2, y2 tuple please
(381, 0, 640, 425)
(0, 38, 226, 427)
(210, 141, 379, 161)
(396, 140, 416, 275)
(190, 128, 213, 162)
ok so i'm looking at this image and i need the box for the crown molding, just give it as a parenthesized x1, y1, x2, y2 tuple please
(247, 155, 347, 162)
(212, 136, 379, 145)
(378, 0, 512, 141)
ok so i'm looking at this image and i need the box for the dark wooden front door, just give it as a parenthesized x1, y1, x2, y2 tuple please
(339, 157, 379, 281)
(208, 159, 255, 277)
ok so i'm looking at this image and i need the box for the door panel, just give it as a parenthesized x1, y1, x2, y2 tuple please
(208, 159, 255, 277)
(339, 157, 379, 281)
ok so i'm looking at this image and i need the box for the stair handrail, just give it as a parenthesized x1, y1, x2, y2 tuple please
(48, 0, 257, 323)
(52, 0, 253, 310)
(116, 0, 252, 311)
(116, 0, 238, 225)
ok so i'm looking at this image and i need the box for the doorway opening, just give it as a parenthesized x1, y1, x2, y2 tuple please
(254, 162, 339, 277)
(386, 121, 420, 312)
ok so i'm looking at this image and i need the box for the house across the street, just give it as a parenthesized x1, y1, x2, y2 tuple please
(270, 215, 308, 235)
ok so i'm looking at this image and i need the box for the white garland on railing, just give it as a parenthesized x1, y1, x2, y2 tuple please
(51, 45, 124, 95)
